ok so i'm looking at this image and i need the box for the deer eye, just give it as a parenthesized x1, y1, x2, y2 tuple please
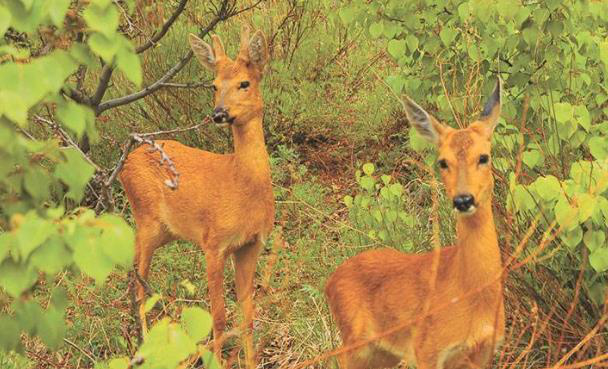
(478, 154, 490, 165)
(212, 84, 218, 91)
(438, 159, 448, 169)
(239, 81, 250, 89)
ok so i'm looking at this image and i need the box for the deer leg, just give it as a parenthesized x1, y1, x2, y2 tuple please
(205, 249, 227, 362)
(132, 220, 171, 338)
(233, 238, 263, 369)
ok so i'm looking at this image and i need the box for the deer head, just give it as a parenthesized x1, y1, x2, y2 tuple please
(188, 25, 269, 127)
(403, 80, 502, 215)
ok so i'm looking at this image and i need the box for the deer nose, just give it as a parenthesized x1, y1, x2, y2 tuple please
(453, 194, 475, 212)
(212, 107, 229, 123)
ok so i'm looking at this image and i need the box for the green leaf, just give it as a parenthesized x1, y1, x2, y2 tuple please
(362, 163, 375, 176)
(573, 105, 591, 131)
(534, 175, 561, 202)
(24, 167, 51, 201)
(0, 316, 21, 351)
(588, 136, 608, 161)
(143, 293, 161, 314)
(49, 0, 71, 27)
(405, 34, 418, 52)
(584, 230, 605, 252)
(116, 46, 142, 86)
(88, 33, 120, 63)
(439, 27, 456, 46)
(590, 247, 608, 272)
(522, 150, 542, 169)
(577, 193, 595, 223)
(83, 2, 119, 37)
(16, 211, 54, 260)
(30, 237, 72, 275)
(57, 101, 93, 139)
(200, 348, 222, 369)
(343, 195, 353, 207)
(0, 259, 37, 297)
(389, 183, 403, 196)
(338, 6, 356, 25)
(37, 307, 65, 349)
(387, 39, 406, 59)
(54, 148, 95, 202)
(181, 307, 212, 342)
(69, 226, 114, 284)
(0, 91, 28, 126)
(98, 214, 135, 266)
(369, 22, 383, 39)
(385, 75, 404, 94)
(0, 6, 11, 36)
(107, 358, 129, 369)
(560, 226, 582, 249)
(360, 176, 374, 191)
(554, 102, 573, 123)
(554, 196, 578, 230)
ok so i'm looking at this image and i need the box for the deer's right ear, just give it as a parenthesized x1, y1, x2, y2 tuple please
(189, 33, 216, 71)
(401, 96, 446, 145)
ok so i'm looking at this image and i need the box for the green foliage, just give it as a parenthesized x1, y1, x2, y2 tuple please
(96, 306, 219, 369)
(345, 163, 418, 251)
(338, 0, 608, 303)
(0, 0, 140, 354)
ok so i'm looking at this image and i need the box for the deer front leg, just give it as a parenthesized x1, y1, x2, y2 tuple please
(205, 250, 227, 362)
(234, 238, 263, 369)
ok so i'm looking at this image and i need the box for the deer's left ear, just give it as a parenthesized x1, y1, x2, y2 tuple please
(248, 30, 269, 71)
(480, 79, 502, 137)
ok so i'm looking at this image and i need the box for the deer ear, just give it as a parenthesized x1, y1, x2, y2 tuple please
(401, 96, 447, 145)
(480, 78, 502, 137)
(189, 33, 216, 71)
(248, 30, 269, 70)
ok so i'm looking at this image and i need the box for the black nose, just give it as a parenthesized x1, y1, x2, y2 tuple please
(453, 194, 475, 212)
(213, 107, 228, 123)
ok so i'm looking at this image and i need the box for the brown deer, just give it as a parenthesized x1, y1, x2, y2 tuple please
(325, 81, 505, 369)
(120, 26, 273, 368)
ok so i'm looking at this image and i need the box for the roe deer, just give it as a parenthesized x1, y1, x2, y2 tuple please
(325, 80, 505, 369)
(120, 26, 273, 368)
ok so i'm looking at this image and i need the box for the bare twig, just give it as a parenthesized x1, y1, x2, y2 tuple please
(96, 0, 233, 114)
(63, 338, 97, 364)
(33, 115, 101, 172)
(136, 0, 189, 54)
(159, 81, 212, 89)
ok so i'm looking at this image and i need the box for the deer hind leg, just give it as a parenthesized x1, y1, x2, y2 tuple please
(132, 219, 172, 336)
(233, 238, 263, 369)
(204, 248, 227, 363)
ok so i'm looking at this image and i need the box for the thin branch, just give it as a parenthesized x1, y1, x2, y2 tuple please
(33, 115, 101, 172)
(63, 338, 96, 364)
(159, 81, 212, 89)
(62, 87, 91, 105)
(96, 0, 232, 114)
(136, 0, 189, 54)
(97, 50, 194, 114)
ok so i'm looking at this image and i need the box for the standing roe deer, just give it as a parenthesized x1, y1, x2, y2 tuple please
(120, 25, 273, 369)
(325, 80, 505, 369)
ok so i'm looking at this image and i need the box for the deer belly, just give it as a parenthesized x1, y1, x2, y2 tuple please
(436, 324, 503, 369)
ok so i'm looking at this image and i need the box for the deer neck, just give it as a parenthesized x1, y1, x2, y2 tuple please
(455, 199, 501, 288)
(231, 115, 271, 183)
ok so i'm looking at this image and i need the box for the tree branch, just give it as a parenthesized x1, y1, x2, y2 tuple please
(92, 65, 114, 108)
(136, 0, 189, 54)
(96, 0, 233, 114)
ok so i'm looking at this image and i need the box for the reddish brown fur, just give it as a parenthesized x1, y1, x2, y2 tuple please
(120, 26, 272, 369)
(326, 84, 504, 369)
